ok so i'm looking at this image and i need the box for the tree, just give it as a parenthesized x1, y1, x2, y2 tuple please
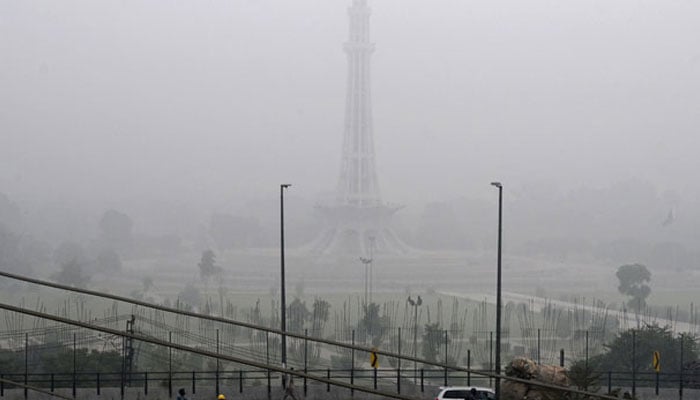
(288, 298, 310, 334)
(311, 298, 331, 337)
(130, 276, 155, 301)
(0, 345, 122, 374)
(616, 264, 651, 311)
(99, 209, 133, 246)
(0, 225, 35, 276)
(177, 283, 201, 308)
(51, 259, 91, 288)
(294, 278, 305, 299)
(591, 324, 698, 378)
(53, 241, 86, 268)
(357, 302, 390, 347)
(0, 219, 50, 281)
(198, 249, 221, 281)
(422, 322, 448, 363)
(359, 303, 380, 334)
(568, 359, 602, 396)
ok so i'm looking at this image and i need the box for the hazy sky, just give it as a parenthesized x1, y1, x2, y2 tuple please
(2, 0, 699, 213)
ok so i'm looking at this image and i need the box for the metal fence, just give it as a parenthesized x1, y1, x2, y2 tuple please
(596, 369, 700, 398)
(2, 368, 700, 399)
(0, 368, 495, 398)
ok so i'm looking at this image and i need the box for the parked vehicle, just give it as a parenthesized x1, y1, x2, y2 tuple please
(435, 386, 495, 400)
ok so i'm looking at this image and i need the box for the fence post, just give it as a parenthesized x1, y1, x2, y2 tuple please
(560, 349, 565, 367)
(266, 332, 271, 399)
(585, 330, 589, 370)
(192, 370, 196, 394)
(1, 373, 4, 397)
(24, 333, 28, 400)
(632, 330, 636, 399)
(537, 328, 541, 365)
(120, 335, 125, 399)
(304, 328, 308, 396)
(168, 331, 172, 399)
(216, 329, 220, 395)
(119, 336, 126, 400)
(680, 335, 684, 400)
(421, 369, 424, 392)
(444, 330, 448, 386)
(51, 373, 54, 393)
(97, 372, 100, 396)
(374, 367, 378, 390)
(73, 333, 77, 399)
(327, 369, 330, 392)
(489, 331, 493, 387)
(351, 329, 355, 396)
(607, 371, 612, 395)
(655, 371, 659, 396)
(467, 349, 471, 386)
(398, 327, 402, 394)
(397, 367, 401, 394)
(144, 372, 148, 396)
(239, 370, 243, 393)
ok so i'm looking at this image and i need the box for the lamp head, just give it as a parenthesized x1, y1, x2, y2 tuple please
(490, 182, 502, 188)
(281, 184, 292, 189)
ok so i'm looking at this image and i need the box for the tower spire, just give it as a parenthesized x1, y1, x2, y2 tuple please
(311, 0, 408, 255)
(337, 0, 380, 207)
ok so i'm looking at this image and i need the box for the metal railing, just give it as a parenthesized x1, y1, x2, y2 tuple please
(0, 368, 493, 397)
(1, 368, 699, 399)
(0, 270, 627, 400)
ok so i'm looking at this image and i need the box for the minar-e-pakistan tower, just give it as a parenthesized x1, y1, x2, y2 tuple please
(312, 0, 408, 255)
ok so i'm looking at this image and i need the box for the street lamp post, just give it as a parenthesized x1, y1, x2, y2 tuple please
(407, 295, 422, 383)
(368, 236, 375, 305)
(491, 182, 503, 399)
(360, 257, 372, 310)
(280, 183, 291, 385)
(360, 237, 376, 310)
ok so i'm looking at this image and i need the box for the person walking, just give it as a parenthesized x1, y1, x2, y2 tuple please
(176, 388, 188, 400)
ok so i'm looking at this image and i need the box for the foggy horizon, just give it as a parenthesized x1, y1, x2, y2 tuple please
(3, 0, 699, 211)
(1, 0, 700, 298)
(3, 3, 700, 388)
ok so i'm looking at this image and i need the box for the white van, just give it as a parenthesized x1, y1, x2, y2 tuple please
(434, 386, 496, 400)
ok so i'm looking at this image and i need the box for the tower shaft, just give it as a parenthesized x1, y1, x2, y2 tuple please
(338, 0, 380, 207)
(311, 0, 408, 256)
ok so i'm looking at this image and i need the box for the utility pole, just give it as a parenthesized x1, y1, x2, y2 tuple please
(360, 257, 372, 310)
(407, 295, 422, 383)
(280, 183, 291, 387)
(491, 182, 503, 400)
(369, 236, 375, 305)
(125, 315, 135, 385)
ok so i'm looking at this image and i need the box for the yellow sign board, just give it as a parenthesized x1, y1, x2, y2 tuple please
(653, 351, 660, 372)
(370, 347, 379, 369)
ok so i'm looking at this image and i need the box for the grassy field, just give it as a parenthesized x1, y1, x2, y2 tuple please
(3, 249, 697, 375)
(2, 248, 697, 335)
